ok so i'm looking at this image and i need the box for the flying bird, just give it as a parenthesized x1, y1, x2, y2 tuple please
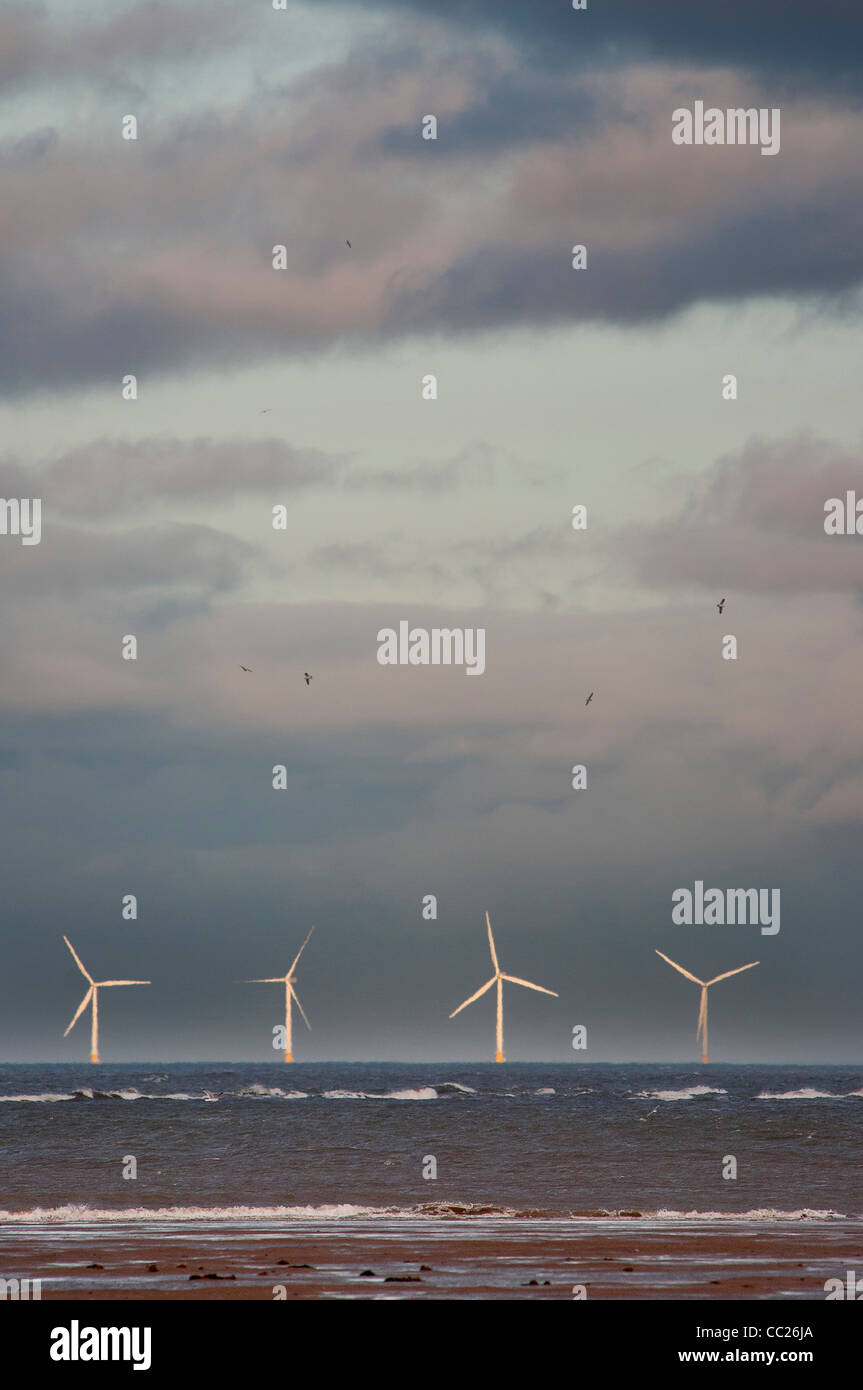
(304, 672, 313, 685)
(346, 240, 351, 248)
(585, 692, 594, 706)
(239, 666, 252, 673)
(259, 409, 272, 414)
(717, 598, 725, 614)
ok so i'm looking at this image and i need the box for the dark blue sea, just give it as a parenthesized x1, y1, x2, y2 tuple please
(1, 1062, 860, 1216)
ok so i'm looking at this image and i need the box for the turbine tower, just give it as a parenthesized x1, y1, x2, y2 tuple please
(247, 926, 315, 1062)
(654, 949, 758, 1063)
(449, 912, 558, 1062)
(62, 936, 150, 1064)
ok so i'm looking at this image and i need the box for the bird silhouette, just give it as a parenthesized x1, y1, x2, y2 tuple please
(239, 665, 252, 673)
(346, 240, 351, 249)
(717, 598, 726, 614)
(259, 408, 272, 414)
(304, 672, 313, 686)
(585, 691, 594, 706)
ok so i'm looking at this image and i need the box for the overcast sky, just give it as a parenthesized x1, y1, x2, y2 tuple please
(1, 0, 861, 1063)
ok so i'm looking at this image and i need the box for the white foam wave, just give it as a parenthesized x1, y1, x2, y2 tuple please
(634, 1086, 728, 1102)
(756, 1088, 863, 1101)
(0, 1080, 472, 1105)
(0, 1202, 852, 1226)
(0, 1093, 76, 1103)
(0, 1203, 393, 1224)
(236, 1085, 308, 1099)
(321, 1087, 437, 1100)
(646, 1208, 847, 1222)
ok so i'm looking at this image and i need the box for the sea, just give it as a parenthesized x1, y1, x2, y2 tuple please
(1, 1062, 860, 1298)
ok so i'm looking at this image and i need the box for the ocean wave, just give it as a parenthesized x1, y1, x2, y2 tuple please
(0, 1201, 554, 1224)
(321, 1087, 438, 1100)
(0, 1082, 464, 1104)
(756, 1088, 863, 1101)
(0, 1093, 77, 1103)
(633, 1086, 728, 1102)
(644, 1208, 848, 1222)
(0, 1202, 852, 1225)
(0, 1203, 394, 1224)
(235, 1085, 308, 1099)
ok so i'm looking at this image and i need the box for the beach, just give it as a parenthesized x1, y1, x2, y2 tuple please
(3, 1214, 859, 1300)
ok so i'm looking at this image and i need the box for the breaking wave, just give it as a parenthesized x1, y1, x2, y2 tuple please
(756, 1088, 863, 1101)
(0, 1203, 851, 1225)
(0, 1080, 477, 1105)
(633, 1086, 728, 1102)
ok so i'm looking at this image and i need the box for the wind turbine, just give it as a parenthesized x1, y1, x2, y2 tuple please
(246, 926, 315, 1062)
(449, 912, 558, 1062)
(62, 936, 150, 1064)
(654, 949, 758, 1063)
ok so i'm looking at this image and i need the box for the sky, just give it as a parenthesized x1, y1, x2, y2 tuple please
(1, 0, 862, 1063)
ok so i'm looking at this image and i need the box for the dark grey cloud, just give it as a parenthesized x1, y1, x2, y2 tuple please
(374, 68, 602, 158)
(384, 181, 863, 334)
(0, 257, 240, 394)
(324, 0, 863, 88)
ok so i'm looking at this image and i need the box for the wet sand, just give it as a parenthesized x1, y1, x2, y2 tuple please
(1, 1220, 857, 1299)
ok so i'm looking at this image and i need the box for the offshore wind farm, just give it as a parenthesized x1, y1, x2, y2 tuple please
(1, 0, 861, 1327)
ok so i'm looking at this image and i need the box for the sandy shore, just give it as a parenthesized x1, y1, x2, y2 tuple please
(1, 1220, 856, 1299)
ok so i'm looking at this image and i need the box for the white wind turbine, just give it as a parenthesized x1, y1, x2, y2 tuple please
(246, 926, 315, 1062)
(450, 912, 558, 1062)
(654, 949, 759, 1063)
(62, 936, 150, 1064)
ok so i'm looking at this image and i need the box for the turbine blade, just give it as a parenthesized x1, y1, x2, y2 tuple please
(64, 986, 93, 1036)
(63, 935, 93, 984)
(245, 977, 286, 984)
(485, 913, 499, 972)
(97, 980, 150, 987)
(654, 949, 705, 987)
(706, 961, 759, 986)
(500, 973, 559, 997)
(289, 925, 315, 978)
(289, 982, 311, 1031)
(449, 976, 496, 1018)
